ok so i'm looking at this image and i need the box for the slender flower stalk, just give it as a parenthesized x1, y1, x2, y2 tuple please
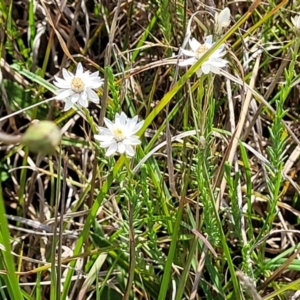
(178, 35, 228, 77)
(0, 131, 22, 144)
(53, 63, 103, 111)
(94, 112, 144, 157)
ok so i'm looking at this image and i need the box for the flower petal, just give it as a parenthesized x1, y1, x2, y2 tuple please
(189, 38, 201, 52)
(178, 57, 197, 67)
(76, 63, 84, 77)
(100, 128, 113, 136)
(63, 98, 74, 111)
(53, 77, 71, 89)
(78, 93, 88, 107)
(196, 68, 203, 77)
(124, 136, 141, 145)
(201, 64, 211, 74)
(62, 68, 73, 81)
(180, 48, 196, 58)
(94, 134, 113, 142)
(127, 117, 140, 133)
(204, 35, 213, 45)
(117, 142, 126, 154)
(101, 141, 116, 148)
(86, 88, 100, 103)
(209, 65, 221, 74)
(55, 89, 73, 100)
(70, 93, 79, 103)
(105, 143, 118, 156)
(124, 144, 135, 157)
(104, 118, 114, 132)
(208, 58, 228, 67)
(130, 121, 144, 135)
(119, 112, 127, 126)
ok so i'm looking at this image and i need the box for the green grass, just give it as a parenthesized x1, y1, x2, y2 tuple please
(1, 0, 300, 299)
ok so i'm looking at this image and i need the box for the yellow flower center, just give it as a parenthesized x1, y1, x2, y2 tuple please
(71, 77, 85, 93)
(113, 127, 126, 142)
(195, 44, 209, 60)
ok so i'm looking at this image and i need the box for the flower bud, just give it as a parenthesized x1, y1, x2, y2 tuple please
(291, 15, 300, 36)
(22, 121, 61, 155)
(215, 8, 231, 34)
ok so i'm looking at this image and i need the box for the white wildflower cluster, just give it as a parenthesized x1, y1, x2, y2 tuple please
(178, 7, 231, 77)
(54, 63, 103, 111)
(94, 112, 144, 157)
(179, 35, 228, 77)
(53, 63, 144, 157)
(52, 7, 232, 157)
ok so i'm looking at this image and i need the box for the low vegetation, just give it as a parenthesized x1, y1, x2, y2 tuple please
(1, 0, 300, 299)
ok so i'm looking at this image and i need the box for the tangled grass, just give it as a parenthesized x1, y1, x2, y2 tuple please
(1, 0, 300, 299)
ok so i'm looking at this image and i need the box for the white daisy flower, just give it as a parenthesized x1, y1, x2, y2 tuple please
(215, 8, 231, 34)
(53, 63, 103, 111)
(291, 15, 300, 30)
(178, 35, 228, 77)
(94, 112, 144, 157)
